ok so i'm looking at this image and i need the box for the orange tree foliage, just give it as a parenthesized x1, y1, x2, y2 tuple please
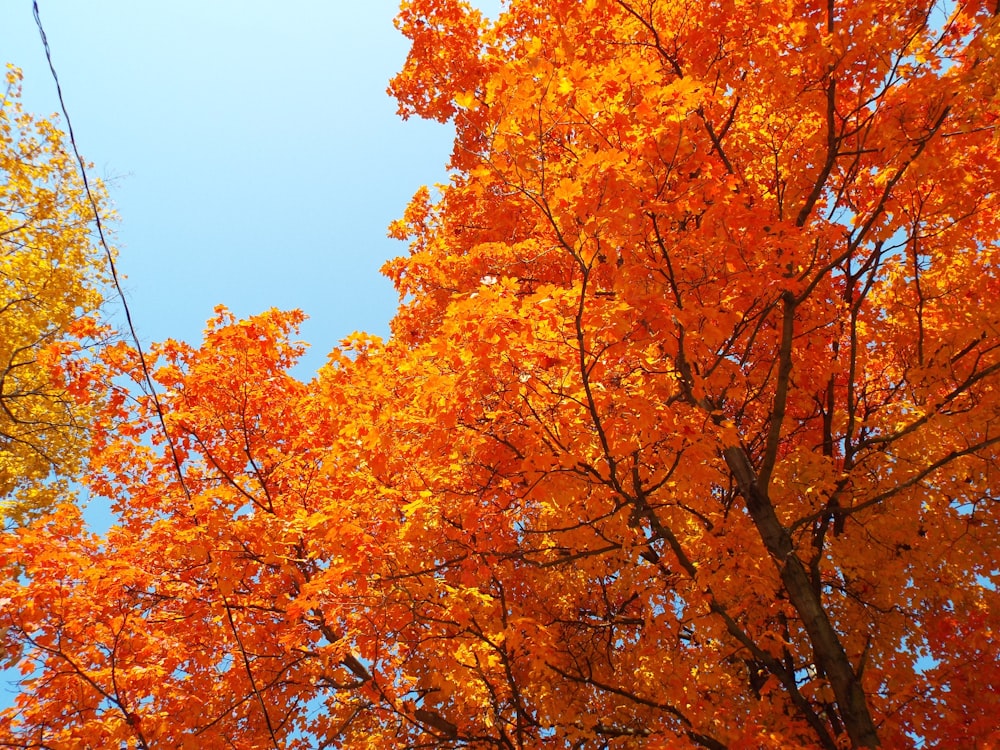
(2, 0, 1000, 747)
(0, 66, 109, 522)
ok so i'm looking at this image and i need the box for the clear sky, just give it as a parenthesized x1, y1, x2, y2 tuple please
(1, 0, 482, 376)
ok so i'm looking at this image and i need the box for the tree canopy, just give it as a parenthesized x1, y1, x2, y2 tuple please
(3, 0, 1000, 748)
(0, 65, 109, 522)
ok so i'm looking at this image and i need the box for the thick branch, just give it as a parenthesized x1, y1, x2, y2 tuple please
(723, 445, 880, 748)
(757, 292, 797, 489)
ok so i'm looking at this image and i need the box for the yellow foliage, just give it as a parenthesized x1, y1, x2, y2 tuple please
(0, 66, 109, 521)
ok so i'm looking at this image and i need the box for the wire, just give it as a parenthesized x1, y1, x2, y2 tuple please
(32, 0, 192, 504)
(31, 9, 283, 747)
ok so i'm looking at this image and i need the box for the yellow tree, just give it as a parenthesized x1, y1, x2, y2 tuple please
(0, 65, 109, 520)
(1, 0, 1000, 748)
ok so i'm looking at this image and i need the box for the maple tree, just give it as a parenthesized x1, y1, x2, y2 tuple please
(0, 65, 109, 522)
(2, 0, 1000, 748)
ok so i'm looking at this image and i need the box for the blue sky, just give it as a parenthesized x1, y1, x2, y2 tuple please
(1, 0, 490, 375)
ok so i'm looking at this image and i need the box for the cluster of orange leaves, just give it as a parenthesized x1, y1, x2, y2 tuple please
(3, 0, 1000, 747)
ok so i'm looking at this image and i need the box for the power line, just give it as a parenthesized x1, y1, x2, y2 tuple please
(30, 10, 283, 746)
(32, 0, 192, 503)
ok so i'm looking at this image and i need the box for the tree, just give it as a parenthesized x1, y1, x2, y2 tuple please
(2, 0, 1000, 747)
(0, 65, 109, 522)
